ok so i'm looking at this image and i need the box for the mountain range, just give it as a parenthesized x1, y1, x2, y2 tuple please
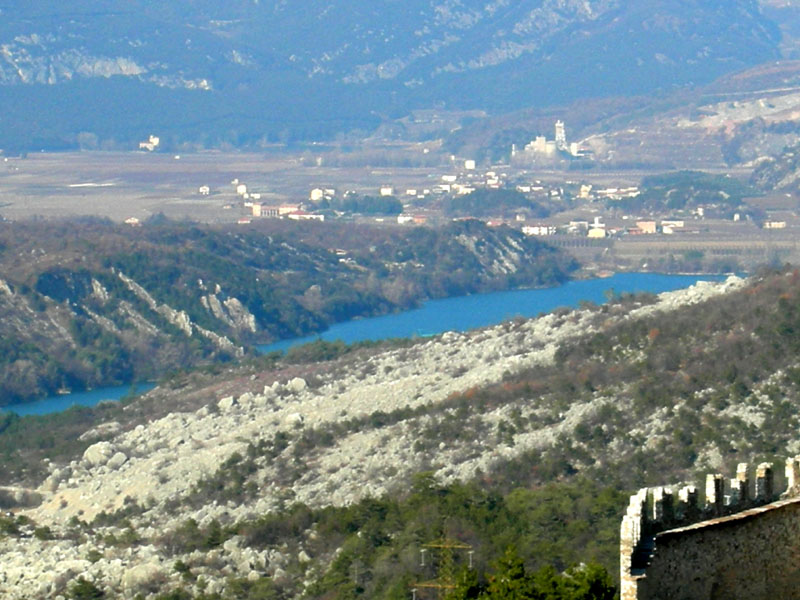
(0, 0, 786, 151)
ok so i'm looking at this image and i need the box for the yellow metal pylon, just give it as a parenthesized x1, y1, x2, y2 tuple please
(413, 538, 472, 599)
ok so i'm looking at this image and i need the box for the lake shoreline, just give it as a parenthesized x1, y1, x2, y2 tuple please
(7, 272, 729, 416)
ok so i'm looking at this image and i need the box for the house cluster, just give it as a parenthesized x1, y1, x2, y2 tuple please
(380, 161, 499, 200)
(626, 219, 689, 235)
(522, 217, 691, 239)
(396, 214, 429, 225)
(591, 186, 641, 201)
(228, 178, 325, 224)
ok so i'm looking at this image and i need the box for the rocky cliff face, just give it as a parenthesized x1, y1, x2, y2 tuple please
(751, 141, 800, 191)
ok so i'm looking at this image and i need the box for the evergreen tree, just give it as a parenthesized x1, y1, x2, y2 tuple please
(482, 547, 536, 599)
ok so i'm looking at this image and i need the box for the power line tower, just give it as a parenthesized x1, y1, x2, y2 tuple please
(413, 538, 473, 599)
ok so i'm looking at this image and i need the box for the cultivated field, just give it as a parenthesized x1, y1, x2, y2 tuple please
(0, 150, 447, 223)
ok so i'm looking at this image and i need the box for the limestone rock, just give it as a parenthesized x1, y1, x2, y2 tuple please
(288, 377, 307, 393)
(218, 396, 237, 412)
(284, 413, 304, 427)
(122, 563, 164, 592)
(106, 452, 128, 470)
(82, 442, 114, 467)
(78, 421, 121, 442)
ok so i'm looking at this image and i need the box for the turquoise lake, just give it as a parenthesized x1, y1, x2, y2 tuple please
(257, 272, 725, 354)
(9, 272, 725, 416)
(4, 382, 156, 417)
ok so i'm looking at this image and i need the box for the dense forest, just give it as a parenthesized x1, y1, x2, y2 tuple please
(443, 189, 551, 220)
(614, 170, 760, 219)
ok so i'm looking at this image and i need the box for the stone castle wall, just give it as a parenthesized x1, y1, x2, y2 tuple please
(620, 457, 800, 600)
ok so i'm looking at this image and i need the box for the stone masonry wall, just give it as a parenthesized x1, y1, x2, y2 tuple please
(635, 498, 800, 600)
(621, 457, 800, 600)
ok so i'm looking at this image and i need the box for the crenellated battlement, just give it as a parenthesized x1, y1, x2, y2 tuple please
(620, 457, 800, 600)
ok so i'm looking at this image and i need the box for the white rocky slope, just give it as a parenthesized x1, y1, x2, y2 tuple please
(0, 276, 746, 599)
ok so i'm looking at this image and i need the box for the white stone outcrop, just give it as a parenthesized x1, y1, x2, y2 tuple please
(82, 442, 114, 468)
(288, 377, 307, 393)
(218, 396, 237, 412)
(122, 563, 164, 592)
(106, 452, 128, 471)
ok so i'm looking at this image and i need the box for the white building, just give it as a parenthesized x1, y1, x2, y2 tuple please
(288, 211, 324, 222)
(764, 221, 787, 229)
(138, 135, 160, 152)
(522, 224, 557, 236)
(279, 204, 301, 215)
(587, 228, 606, 239)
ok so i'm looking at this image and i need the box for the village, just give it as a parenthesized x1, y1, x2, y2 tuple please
(2, 122, 800, 272)
(198, 122, 800, 272)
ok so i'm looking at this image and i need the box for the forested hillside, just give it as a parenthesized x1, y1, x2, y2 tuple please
(0, 218, 575, 404)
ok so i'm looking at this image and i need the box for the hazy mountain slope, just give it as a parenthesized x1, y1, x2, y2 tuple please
(0, 1, 781, 150)
(751, 138, 800, 191)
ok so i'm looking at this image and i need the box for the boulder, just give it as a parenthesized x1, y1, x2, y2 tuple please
(83, 442, 114, 467)
(284, 413, 304, 427)
(222, 537, 241, 553)
(121, 563, 164, 592)
(78, 421, 121, 442)
(42, 475, 60, 493)
(218, 396, 237, 412)
(106, 452, 128, 471)
(57, 560, 92, 577)
(288, 377, 307, 393)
